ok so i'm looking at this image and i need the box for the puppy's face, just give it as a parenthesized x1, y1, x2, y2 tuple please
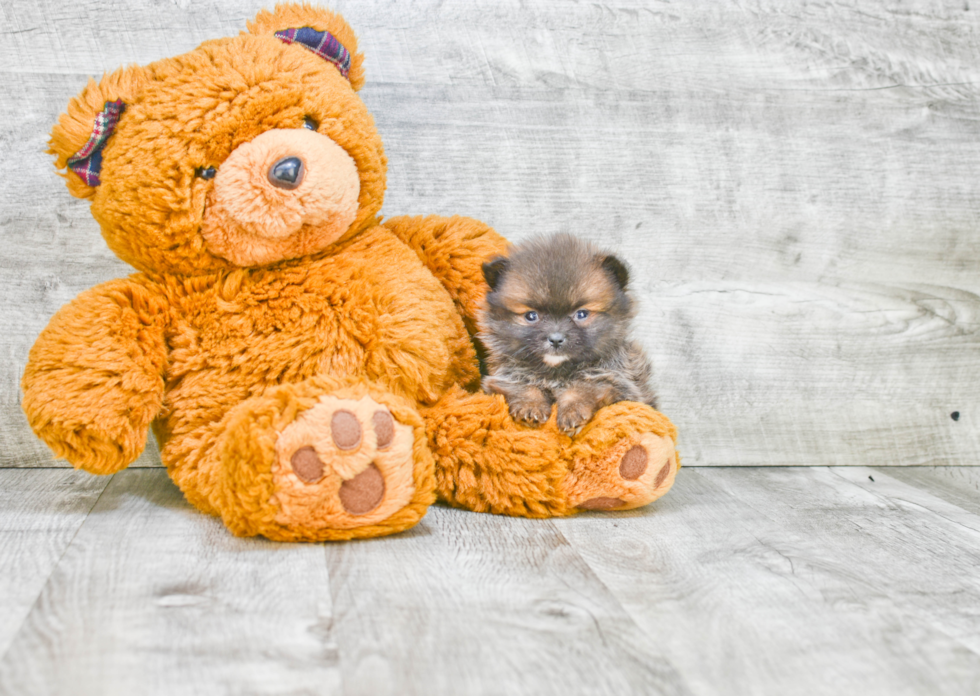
(481, 234, 634, 370)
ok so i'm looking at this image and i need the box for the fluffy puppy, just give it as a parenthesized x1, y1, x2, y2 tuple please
(478, 233, 657, 435)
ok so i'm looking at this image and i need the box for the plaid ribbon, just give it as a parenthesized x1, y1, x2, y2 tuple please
(67, 100, 125, 187)
(275, 27, 351, 80)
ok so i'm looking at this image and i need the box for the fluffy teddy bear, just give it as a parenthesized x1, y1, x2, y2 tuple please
(22, 4, 679, 541)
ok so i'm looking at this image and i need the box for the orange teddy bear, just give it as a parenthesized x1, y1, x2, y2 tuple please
(22, 4, 679, 541)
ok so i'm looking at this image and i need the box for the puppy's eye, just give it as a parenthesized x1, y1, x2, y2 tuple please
(574, 309, 590, 321)
(524, 311, 539, 323)
(195, 166, 217, 180)
(302, 116, 319, 131)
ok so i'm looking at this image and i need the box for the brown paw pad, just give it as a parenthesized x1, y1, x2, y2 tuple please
(339, 463, 386, 515)
(619, 445, 648, 480)
(578, 496, 626, 511)
(372, 410, 395, 449)
(331, 409, 362, 450)
(291, 446, 325, 483)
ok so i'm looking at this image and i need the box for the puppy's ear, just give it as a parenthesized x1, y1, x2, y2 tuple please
(601, 255, 630, 290)
(482, 256, 509, 291)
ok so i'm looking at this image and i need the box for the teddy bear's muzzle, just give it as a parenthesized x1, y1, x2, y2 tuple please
(201, 128, 361, 267)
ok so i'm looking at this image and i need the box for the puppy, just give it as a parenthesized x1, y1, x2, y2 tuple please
(478, 233, 657, 435)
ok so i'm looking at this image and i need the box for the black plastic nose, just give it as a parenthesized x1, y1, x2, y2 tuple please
(268, 156, 304, 190)
(548, 333, 566, 348)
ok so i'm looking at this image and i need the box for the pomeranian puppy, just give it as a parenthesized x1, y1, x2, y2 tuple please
(478, 233, 657, 435)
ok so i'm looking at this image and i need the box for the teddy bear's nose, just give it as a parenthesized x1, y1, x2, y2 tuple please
(268, 156, 305, 190)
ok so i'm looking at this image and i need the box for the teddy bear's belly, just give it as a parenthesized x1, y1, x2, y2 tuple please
(158, 229, 477, 451)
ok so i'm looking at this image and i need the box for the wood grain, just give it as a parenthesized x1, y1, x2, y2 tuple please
(0, 470, 108, 657)
(0, 469, 689, 696)
(0, 470, 341, 696)
(874, 465, 980, 517)
(556, 466, 980, 696)
(323, 507, 688, 696)
(2, 0, 980, 468)
(649, 281, 980, 465)
(2, 467, 979, 694)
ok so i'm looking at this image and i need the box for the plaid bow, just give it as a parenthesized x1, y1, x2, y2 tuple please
(67, 100, 125, 187)
(275, 27, 351, 80)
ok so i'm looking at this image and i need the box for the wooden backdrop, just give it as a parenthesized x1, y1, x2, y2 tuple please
(2, 0, 979, 468)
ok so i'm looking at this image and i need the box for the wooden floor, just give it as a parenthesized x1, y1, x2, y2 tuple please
(0, 465, 977, 695)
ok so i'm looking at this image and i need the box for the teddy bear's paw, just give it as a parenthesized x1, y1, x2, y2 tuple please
(566, 431, 677, 512)
(271, 395, 417, 530)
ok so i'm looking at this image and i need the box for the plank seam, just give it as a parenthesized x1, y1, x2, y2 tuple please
(0, 472, 114, 663)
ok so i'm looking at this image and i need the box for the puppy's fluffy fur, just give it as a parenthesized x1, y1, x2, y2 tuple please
(478, 233, 657, 435)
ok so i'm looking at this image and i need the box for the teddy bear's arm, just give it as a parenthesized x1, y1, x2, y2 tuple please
(383, 215, 508, 334)
(21, 277, 170, 474)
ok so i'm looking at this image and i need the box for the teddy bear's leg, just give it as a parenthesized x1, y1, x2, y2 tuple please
(423, 386, 678, 517)
(562, 401, 679, 511)
(164, 376, 435, 541)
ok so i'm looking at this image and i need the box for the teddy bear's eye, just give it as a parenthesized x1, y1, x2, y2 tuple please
(196, 166, 217, 180)
(302, 117, 319, 131)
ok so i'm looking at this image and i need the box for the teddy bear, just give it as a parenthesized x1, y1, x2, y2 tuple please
(21, 4, 679, 541)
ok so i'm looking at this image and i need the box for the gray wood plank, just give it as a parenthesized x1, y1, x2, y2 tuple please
(0, 469, 691, 696)
(0, 469, 108, 657)
(649, 281, 980, 465)
(0, 470, 341, 696)
(873, 465, 980, 517)
(556, 466, 980, 696)
(323, 507, 689, 696)
(2, 467, 980, 694)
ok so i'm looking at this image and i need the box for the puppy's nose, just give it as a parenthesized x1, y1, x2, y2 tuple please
(548, 332, 566, 348)
(268, 156, 304, 190)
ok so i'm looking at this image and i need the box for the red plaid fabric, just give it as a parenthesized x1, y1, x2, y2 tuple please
(67, 100, 125, 187)
(275, 27, 351, 80)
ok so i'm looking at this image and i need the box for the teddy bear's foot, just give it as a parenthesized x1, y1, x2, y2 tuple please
(566, 432, 677, 511)
(271, 394, 418, 530)
(203, 377, 435, 541)
(564, 402, 679, 513)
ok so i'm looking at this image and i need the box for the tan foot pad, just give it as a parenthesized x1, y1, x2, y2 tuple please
(567, 431, 677, 512)
(272, 395, 416, 530)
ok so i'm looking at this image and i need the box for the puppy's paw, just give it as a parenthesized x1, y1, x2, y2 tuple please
(557, 401, 595, 436)
(511, 400, 552, 426)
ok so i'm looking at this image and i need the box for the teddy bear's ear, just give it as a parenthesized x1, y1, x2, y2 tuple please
(247, 4, 366, 91)
(49, 65, 147, 199)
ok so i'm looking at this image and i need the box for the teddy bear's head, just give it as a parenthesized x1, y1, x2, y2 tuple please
(48, 4, 386, 276)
